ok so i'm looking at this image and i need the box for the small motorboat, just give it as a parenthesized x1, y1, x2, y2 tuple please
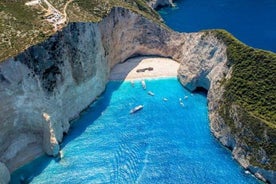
(148, 91, 155, 96)
(179, 98, 184, 107)
(163, 98, 168, 101)
(130, 105, 143, 114)
(141, 80, 146, 90)
(245, 170, 250, 175)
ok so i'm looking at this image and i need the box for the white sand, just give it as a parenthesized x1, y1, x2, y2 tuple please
(109, 57, 180, 81)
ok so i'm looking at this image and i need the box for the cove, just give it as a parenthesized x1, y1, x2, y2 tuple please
(11, 78, 260, 183)
(158, 0, 276, 52)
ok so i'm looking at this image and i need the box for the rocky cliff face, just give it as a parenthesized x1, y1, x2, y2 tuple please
(178, 32, 276, 183)
(0, 4, 274, 184)
(0, 22, 107, 169)
(211, 102, 276, 183)
(178, 33, 228, 91)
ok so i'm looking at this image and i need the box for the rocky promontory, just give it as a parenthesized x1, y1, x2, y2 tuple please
(0, 1, 275, 183)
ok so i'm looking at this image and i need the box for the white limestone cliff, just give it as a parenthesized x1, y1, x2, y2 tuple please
(177, 32, 228, 91)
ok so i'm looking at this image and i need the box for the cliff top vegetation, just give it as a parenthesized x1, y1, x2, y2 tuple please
(209, 30, 276, 128)
(0, 0, 162, 62)
(208, 30, 276, 170)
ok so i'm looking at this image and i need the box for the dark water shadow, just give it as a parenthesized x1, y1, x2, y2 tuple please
(193, 87, 208, 96)
(10, 155, 52, 184)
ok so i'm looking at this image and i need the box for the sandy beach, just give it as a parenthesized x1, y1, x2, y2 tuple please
(109, 57, 180, 81)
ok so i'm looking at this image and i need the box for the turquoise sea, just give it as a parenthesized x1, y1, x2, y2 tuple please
(11, 78, 260, 183)
(158, 0, 276, 52)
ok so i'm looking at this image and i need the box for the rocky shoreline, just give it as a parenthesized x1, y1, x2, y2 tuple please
(0, 1, 275, 184)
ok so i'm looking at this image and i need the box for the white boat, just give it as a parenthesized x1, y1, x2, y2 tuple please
(179, 98, 184, 107)
(130, 105, 143, 114)
(148, 91, 155, 96)
(141, 80, 146, 90)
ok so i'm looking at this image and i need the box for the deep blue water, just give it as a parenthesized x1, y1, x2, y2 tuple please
(11, 78, 260, 183)
(158, 0, 276, 52)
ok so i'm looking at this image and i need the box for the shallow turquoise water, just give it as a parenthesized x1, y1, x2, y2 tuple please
(159, 0, 276, 52)
(11, 78, 260, 183)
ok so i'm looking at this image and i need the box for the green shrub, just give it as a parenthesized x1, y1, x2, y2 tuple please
(209, 30, 276, 127)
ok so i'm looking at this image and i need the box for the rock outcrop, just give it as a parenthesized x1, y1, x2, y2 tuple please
(0, 22, 109, 173)
(147, 0, 175, 9)
(0, 3, 274, 184)
(178, 33, 228, 91)
(0, 162, 10, 184)
(210, 102, 276, 183)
